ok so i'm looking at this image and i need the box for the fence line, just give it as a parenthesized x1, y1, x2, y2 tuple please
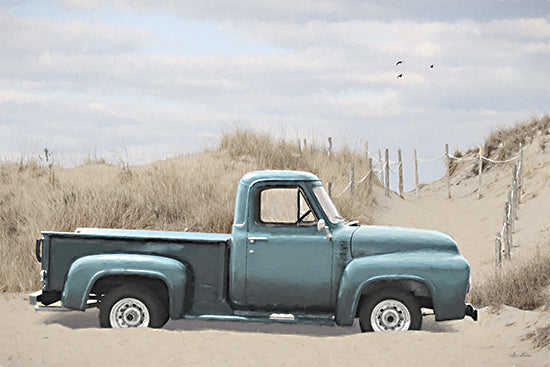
(494, 153, 523, 268)
(324, 138, 523, 201)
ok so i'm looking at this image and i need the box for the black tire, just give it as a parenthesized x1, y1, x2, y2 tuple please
(99, 285, 169, 328)
(359, 288, 422, 332)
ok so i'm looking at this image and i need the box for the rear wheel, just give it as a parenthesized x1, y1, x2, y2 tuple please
(359, 288, 422, 332)
(99, 285, 168, 328)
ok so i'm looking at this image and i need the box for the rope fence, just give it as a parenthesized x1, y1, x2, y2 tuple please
(494, 152, 523, 268)
(323, 138, 523, 202)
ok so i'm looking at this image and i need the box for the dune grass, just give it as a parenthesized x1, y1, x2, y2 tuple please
(468, 247, 550, 310)
(0, 128, 377, 293)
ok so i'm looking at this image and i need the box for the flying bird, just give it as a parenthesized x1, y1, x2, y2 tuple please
(397, 73, 403, 78)
(430, 64, 434, 68)
(396, 60, 403, 66)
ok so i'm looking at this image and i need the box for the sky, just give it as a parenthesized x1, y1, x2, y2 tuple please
(1, 0, 550, 189)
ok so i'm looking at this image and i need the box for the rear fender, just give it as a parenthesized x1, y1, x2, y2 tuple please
(62, 254, 188, 318)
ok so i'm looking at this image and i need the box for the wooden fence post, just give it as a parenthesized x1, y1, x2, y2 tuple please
(414, 149, 419, 199)
(328, 182, 333, 198)
(512, 164, 519, 219)
(506, 193, 513, 259)
(365, 141, 369, 162)
(503, 201, 510, 260)
(298, 139, 302, 156)
(446, 144, 451, 199)
(378, 149, 383, 184)
(519, 144, 524, 198)
(350, 162, 355, 197)
(495, 233, 502, 268)
(398, 148, 403, 199)
(328, 137, 333, 158)
(368, 158, 373, 196)
(385, 148, 390, 197)
(478, 144, 483, 199)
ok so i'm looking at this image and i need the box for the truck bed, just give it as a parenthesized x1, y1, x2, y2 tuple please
(41, 228, 233, 316)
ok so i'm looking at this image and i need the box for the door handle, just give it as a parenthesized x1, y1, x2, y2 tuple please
(248, 237, 268, 244)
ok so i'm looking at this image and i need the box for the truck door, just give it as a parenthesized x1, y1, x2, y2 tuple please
(245, 184, 333, 310)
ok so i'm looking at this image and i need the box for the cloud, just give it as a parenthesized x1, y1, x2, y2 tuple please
(1, 1, 549, 187)
(0, 10, 148, 56)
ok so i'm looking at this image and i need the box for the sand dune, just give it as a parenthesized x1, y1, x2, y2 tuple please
(2, 136, 550, 366)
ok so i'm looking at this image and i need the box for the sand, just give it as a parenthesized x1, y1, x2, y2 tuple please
(1, 293, 549, 367)
(2, 138, 550, 366)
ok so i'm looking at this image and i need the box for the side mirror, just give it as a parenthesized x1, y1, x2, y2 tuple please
(317, 219, 333, 239)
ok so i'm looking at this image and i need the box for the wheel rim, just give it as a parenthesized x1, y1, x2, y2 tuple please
(109, 297, 150, 328)
(370, 299, 411, 332)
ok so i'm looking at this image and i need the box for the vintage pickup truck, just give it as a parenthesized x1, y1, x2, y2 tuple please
(30, 170, 477, 332)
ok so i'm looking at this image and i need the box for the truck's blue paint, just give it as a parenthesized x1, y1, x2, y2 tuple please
(32, 170, 477, 330)
(62, 254, 188, 318)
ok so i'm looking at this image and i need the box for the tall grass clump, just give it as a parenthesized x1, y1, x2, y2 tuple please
(484, 114, 550, 162)
(1, 129, 378, 293)
(468, 247, 550, 310)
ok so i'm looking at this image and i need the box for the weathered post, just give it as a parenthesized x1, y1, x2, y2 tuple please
(414, 149, 419, 199)
(350, 162, 355, 197)
(328, 182, 333, 198)
(367, 157, 373, 196)
(446, 144, 451, 199)
(328, 137, 333, 158)
(495, 232, 502, 268)
(298, 139, 302, 156)
(385, 148, 390, 197)
(519, 144, 524, 199)
(398, 148, 403, 199)
(478, 144, 483, 199)
(512, 164, 518, 220)
(506, 193, 513, 259)
(503, 201, 510, 260)
(378, 149, 383, 184)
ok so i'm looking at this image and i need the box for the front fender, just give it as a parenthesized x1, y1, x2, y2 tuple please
(62, 254, 188, 318)
(335, 252, 469, 326)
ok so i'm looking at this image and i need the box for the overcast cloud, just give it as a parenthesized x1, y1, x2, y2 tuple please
(1, 0, 549, 188)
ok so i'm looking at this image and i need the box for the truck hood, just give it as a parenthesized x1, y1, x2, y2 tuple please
(350, 225, 460, 258)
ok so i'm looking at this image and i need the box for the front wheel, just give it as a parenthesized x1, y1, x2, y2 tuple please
(359, 288, 422, 332)
(99, 285, 168, 328)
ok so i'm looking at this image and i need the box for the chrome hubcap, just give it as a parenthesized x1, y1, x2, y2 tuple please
(371, 299, 411, 331)
(110, 298, 150, 328)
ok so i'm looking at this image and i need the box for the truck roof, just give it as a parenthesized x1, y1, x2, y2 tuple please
(239, 170, 320, 187)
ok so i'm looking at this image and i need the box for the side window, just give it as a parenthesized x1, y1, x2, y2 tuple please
(259, 187, 316, 225)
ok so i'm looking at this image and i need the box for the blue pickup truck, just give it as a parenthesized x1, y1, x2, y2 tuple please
(30, 170, 477, 332)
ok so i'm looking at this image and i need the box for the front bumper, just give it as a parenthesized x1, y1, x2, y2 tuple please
(465, 303, 478, 321)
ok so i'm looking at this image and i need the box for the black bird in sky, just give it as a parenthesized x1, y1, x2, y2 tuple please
(396, 60, 403, 66)
(430, 64, 434, 68)
(397, 73, 403, 78)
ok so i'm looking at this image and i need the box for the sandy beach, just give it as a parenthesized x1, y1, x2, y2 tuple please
(1, 293, 548, 367)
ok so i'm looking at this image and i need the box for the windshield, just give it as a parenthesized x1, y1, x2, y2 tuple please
(312, 185, 344, 224)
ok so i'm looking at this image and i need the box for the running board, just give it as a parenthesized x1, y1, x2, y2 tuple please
(191, 312, 335, 325)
